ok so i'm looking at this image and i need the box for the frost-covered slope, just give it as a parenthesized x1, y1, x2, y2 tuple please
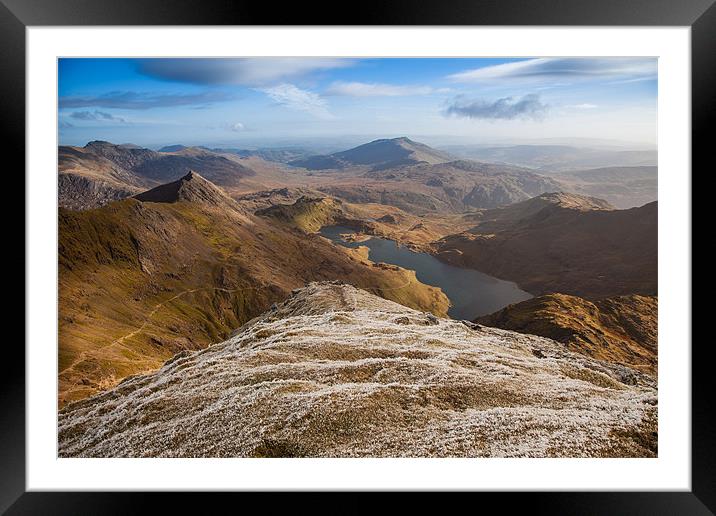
(58, 282, 657, 458)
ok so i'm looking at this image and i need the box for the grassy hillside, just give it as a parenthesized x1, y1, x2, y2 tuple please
(477, 293, 657, 375)
(435, 194, 657, 299)
(59, 186, 450, 407)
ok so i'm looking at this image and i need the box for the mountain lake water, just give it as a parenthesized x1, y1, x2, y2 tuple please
(320, 225, 533, 320)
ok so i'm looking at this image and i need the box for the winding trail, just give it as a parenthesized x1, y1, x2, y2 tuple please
(60, 284, 268, 376)
(61, 275, 419, 378)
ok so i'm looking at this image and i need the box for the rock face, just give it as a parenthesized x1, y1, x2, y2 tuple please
(58, 173, 142, 210)
(58, 282, 657, 458)
(477, 294, 657, 375)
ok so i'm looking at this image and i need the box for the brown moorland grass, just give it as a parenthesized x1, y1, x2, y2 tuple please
(59, 185, 450, 407)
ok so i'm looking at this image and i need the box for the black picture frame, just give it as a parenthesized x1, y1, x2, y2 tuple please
(3, 0, 712, 511)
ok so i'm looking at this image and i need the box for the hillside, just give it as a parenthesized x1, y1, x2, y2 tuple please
(435, 193, 657, 298)
(58, 141, 256, 209)
(256, 196, 346, 232)
(314, 159, 562, 214)
(59, 282, 657, 458)
(58, 174, 449, 406)
(290, 137, 453, 171)
(477, 294, 657, 375)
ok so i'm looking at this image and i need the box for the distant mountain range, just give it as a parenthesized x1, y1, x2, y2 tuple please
(59, 137, 656, 212)
(159, 144, 316, 164)
(289, 137, 454, 171)
(440, 144, 657, 172)
(552, 166, 657, 209)
(59, 141, 255, 209)
(315, 161, 563, 214)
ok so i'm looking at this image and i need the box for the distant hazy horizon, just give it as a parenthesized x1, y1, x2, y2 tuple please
(60, 134, 658, 154)
(59, 57, 658, 148)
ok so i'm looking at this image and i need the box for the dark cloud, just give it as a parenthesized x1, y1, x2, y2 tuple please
(136, 58, 350, 86)
(69, 110, 127, 123)
(58, 120, 74, 129)
(59, 91, 237, 110)
(444, 94, 548, 121)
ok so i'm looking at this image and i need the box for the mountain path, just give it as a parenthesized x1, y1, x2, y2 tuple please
(59, 284, 268, 377)
(61, 274, 419, 378)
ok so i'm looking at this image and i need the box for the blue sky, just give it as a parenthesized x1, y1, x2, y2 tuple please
(58, 57, 658, 149)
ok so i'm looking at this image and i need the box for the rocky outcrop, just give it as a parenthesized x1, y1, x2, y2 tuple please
(58, 172, 142, 210)
(58, 141, 256, 210)
(59, 282, 657, 458)
(477, 293, 657, 375)
(133, 171, 240, 210)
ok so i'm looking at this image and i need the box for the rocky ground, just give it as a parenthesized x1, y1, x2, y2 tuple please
(59, 282, 657, 458)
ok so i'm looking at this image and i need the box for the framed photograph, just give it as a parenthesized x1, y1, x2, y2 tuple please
(5, 0, 712, 510)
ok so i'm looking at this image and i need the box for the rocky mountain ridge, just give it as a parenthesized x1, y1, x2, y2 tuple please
(59, 141, 256, 209)
(477, 293, 657, 375)
(58, 282, 657, 458)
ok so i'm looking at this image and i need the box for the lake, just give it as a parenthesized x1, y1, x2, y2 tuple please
(320, 225, 533, 320)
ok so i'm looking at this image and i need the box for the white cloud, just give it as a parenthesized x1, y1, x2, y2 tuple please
(138, 58, 352, 86)
(260, 83, 334, 119)
(448, 58, 657, 84)
(568, 103, 599, 109)
(325, 81, 449, 97)
(229, 122, 245, 132)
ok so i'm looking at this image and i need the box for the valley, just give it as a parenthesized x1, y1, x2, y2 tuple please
(57, 136, 659, 443)
(58, 171, 450, 406)
(320, 225, 532, 319)
(52, 56, 662, 460)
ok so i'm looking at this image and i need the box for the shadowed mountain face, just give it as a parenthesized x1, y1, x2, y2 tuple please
(58, 141, 255, 209)
(435, 193, 657, 298)
(58, 282, 657, 458)
(133, 171, 239, 209)
(58, 174, 449, 407)
(83, 141, 255, 184)
(290, 137, 453, 171)
(477, 293, 657, 375)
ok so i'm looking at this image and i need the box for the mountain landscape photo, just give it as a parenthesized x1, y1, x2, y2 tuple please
(57, 57, 658, 457)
